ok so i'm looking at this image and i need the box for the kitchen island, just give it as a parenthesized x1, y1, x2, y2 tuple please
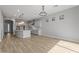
(15, 30, 31, 38)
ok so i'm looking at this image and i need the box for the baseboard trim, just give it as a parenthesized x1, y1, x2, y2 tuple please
(41, 34, 79, 43)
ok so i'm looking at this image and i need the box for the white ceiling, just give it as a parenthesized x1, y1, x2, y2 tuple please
(0, 5, 77, 21)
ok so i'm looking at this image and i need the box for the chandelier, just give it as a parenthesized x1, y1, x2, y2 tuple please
(39, 5, 47, 16)
(14, 9, 24, 19)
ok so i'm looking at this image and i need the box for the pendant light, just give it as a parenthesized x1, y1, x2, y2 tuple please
(14, 8, 24, 20)
(39, 5, 47, 16)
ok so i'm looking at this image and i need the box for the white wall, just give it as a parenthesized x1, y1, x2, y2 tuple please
(0, 10, 4, 41)
(40, 6, 79, 42)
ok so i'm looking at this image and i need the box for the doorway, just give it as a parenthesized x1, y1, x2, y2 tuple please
(4, 20, 13, 35)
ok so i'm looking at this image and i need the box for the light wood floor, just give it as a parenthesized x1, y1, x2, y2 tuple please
(0, 33, 79, 53)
